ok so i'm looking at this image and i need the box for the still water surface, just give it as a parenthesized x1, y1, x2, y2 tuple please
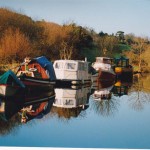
(0, 74, 150, 149)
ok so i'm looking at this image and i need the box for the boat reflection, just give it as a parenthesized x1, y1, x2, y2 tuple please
(0, 96, 55, 135)
(23, 90, 55, 106)
(92, 81, 114, 100)
(91, 81, 119, 116)
(20, 98, 54, 123)
(93, 85, 113, 100)
(0, 98, 23, 121)
(52, 86, 91, 119)
(0, 92, 55, 123)
(112, 80, 132, 97)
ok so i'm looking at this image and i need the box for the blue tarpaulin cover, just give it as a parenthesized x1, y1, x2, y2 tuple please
(34, 56, 56, 80)
(0, 70, 25, 88)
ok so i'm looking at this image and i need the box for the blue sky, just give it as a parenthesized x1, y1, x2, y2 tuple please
(0, 0, 150, 37)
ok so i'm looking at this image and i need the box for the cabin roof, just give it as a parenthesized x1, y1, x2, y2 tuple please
(114, 56, 129, 60)
(54, 60, 87, 63)
(96, 57, 113, 60)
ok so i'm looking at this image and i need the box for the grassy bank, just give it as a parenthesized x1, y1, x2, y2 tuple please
(0, 63, 19, 75)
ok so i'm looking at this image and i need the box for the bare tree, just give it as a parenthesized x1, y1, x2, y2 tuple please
(96, 35, 118, 56)
(130, 37, 148, 72)
(59, 41, 73, 59)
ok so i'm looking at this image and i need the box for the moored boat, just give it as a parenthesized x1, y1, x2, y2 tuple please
(16, 56, 56, 92)
(113, 56, 133, 81)
(91, 57, 116, 82)
(53, 59, 91, 86)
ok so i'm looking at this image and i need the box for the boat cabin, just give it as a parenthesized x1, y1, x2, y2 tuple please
(17, 56, 56, 80)
(113, 56, 133, 76)
(95, 57, 113, 65)
(114, 56, 130, 67)
(92, 57, 114, 71)
(53, 60, 90, 82)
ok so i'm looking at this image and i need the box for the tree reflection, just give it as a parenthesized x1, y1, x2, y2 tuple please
(91, 96, 119, 117)
(0, 114, 21, 135)
(128, 74, 150, 111)
(51, 105, 89, 122)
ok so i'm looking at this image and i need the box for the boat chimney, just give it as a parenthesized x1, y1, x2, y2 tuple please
(85, 57, 87, 62)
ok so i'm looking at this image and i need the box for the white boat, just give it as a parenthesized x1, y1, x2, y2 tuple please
(53, 87, 90, 108)
(91, 57, 116, 82)
(53, 59, 91, 85)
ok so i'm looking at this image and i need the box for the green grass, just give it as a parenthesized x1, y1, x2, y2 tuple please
(118, 44, 131, 51)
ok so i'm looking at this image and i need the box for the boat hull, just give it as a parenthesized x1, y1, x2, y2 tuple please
(98, 69, 116, 82)
(19, 76, 55, 93)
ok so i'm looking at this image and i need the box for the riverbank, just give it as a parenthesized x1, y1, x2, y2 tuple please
(0, 63, 19, 75)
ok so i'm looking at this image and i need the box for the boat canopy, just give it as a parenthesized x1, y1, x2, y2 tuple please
(0, 70, 25, 88)
(114, 56, 129, 60)
(33, 56, 56, 80)
(113, 56, 129, 67)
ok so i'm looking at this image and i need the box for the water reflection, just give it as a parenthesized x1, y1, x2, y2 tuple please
(91, 81, 119, 116)
(128, 74, 150, 111)
(112, 80, 132, 97)
(0, 98, 23, 121)
(92, 85, 113, 100)
(51, 86, 91, 120)
(0, 73, 150, 138)
(0, 93, 55, 135)
(91, 74, 150, 116)
(0, 99, 22, 135)
(20, 98, 54, 123)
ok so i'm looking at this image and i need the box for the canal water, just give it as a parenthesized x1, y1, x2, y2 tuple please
(0, 74, 150, 149)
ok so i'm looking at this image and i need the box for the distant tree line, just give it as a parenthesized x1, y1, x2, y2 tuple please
(0, 8, 150, 72)
(123, 34, 150, 73)
(0, 8, 94, 63)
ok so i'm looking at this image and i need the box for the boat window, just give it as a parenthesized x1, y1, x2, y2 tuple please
(55, 62, 63, 69)
(96, 58, 112, 64)
(122, 60, 127, 67)
(96, 58, 102, 63)
(65, 63, 76, 70)
(78, 63, 85, 70)
(103, 59, 111, 64)
(116, 60, 122, 67)
(0, 102, 5, 112)
(84, 64, 88, 71)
